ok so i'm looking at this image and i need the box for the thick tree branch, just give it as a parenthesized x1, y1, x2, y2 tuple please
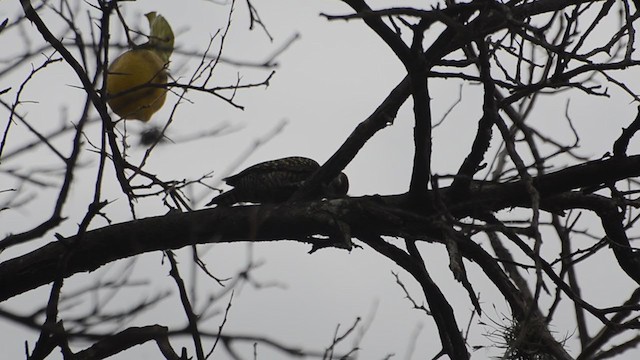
(407, 29, 432, 200)
(613, 105, 640, 158)
(544, 193, 640, 285)
(361, 234, 469, 359)
(4, 154, 640, 301)
(450, 39, 496, 197)
(341, 0, 412, 64)
(290, 76, 410, 201)
(72, 325, 182, 360)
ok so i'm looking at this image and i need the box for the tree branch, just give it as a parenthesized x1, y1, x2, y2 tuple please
(4, 154, 640, 301)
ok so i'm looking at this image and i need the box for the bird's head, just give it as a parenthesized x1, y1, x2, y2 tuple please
(324, 172, 349, 198)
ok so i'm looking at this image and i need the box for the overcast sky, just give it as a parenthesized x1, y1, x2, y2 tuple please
(2, 1, 640, 359)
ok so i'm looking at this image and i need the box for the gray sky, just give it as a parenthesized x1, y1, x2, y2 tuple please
(1, 1, 640, 359)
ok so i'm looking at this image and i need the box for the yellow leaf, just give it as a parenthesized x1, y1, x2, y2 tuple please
(145, 12, 174, 63)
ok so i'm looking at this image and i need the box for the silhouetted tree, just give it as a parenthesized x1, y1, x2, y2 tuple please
(2, 1, 640, 359)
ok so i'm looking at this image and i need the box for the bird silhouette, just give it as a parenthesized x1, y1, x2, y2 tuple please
(206, 156, 349, 206)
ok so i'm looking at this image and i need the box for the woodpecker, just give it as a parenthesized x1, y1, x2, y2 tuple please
(206, 156, 349, 206)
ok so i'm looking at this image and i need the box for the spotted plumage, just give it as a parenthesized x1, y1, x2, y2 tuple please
(206, 156, 349, 206)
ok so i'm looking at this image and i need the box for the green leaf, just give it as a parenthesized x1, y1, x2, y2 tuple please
(145, 12, 174, 63)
